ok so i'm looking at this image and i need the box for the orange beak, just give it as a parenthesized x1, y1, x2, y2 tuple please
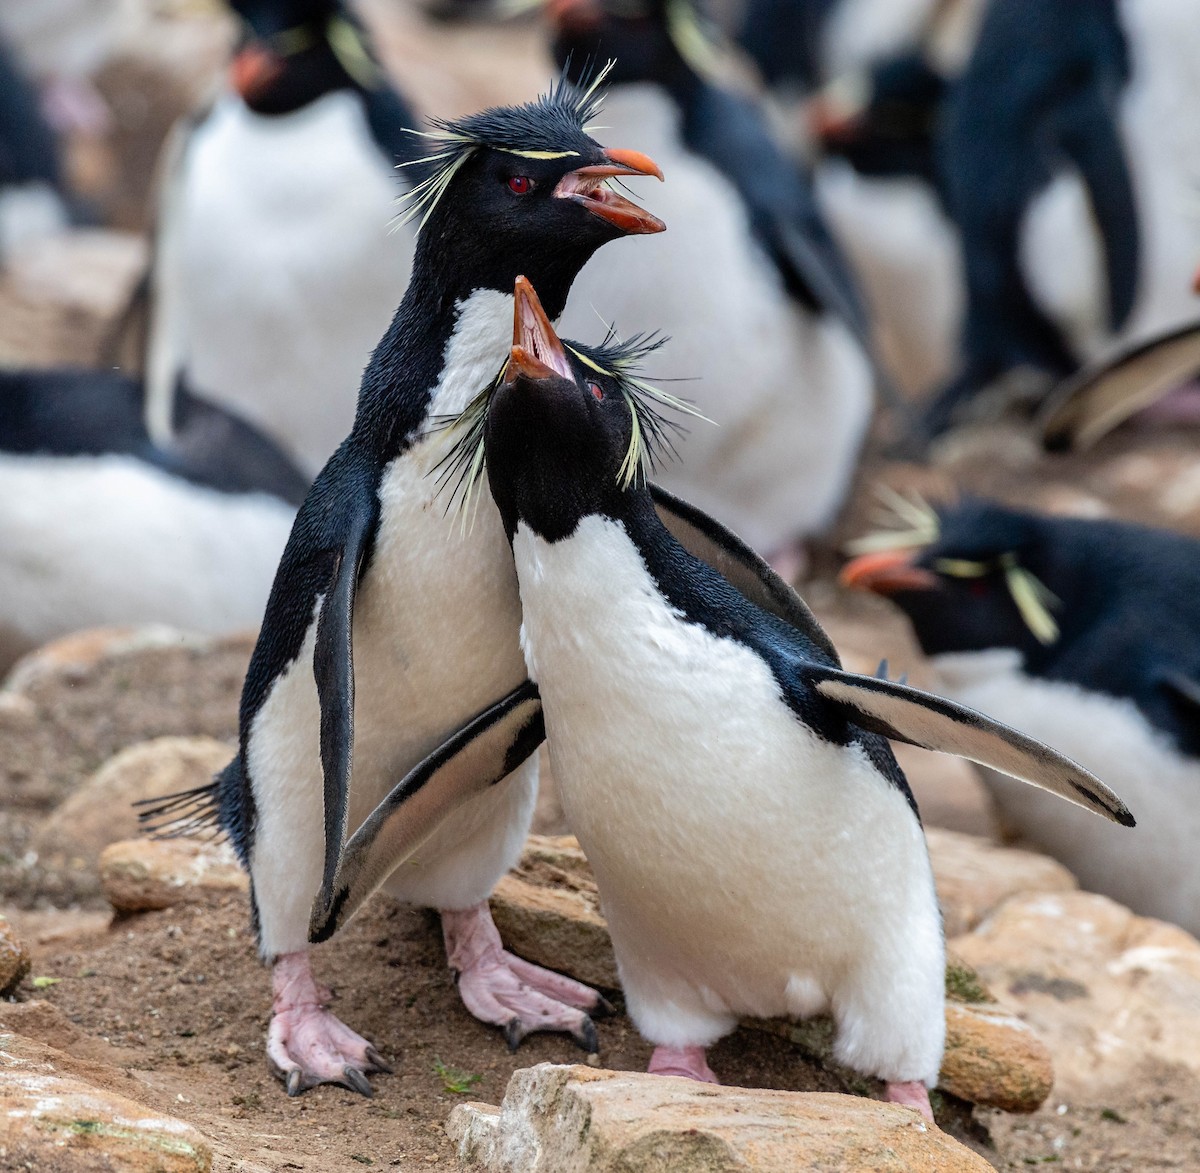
(506, 277, 573, 383)
(231, 44, 284, 102)
(839, 549, 939, 595)
(555, 149, 666, 235)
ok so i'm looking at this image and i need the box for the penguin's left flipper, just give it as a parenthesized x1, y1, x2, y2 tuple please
(812, 667, 1136, 826)
(1037, 319, 1200, 451)
(308, 681, 544, 943)
(650, 484, 841, 664)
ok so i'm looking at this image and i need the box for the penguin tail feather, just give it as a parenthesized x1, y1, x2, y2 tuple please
(133, 781, 224, 841)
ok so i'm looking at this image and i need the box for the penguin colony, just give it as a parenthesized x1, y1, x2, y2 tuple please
(127, 58, 1140, 1125)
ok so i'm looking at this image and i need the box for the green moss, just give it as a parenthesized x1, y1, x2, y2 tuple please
(945, 962, 993, 1004)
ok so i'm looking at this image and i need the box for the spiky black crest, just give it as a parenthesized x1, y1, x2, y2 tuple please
(398, 63, 613, 229)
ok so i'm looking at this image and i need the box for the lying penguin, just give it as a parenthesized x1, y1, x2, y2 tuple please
(477, 280, 1130, 1120)
(0, 364, 306, 660)
(842, 497, 1200, 934)
(144, 0, 421, 475)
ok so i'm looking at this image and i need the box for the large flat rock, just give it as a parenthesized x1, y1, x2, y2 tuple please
(447, 1063, 993, 1172)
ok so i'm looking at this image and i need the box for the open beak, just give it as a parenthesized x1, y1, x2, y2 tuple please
(506, 277, 574, 383)
(839, 549, 939, 595)
(555, 148, 666, 235)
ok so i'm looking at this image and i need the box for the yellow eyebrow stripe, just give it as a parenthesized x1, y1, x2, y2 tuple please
(565, 345, 612, 376)
(497, 149, 581, 160)
(934, 557, 990, 578)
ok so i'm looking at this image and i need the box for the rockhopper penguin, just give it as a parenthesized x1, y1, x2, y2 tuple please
(481, 281, 1133, 1121)
(144, 0, 423, 475)
(842, 497, 1200, 933)
(146, 80, 667, 1098)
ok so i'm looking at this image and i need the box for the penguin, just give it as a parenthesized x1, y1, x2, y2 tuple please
(473, 277, 1131, 1121)
(840, 497, 1200, 932)
(143, 81, 670, 1098)
(0, 364, 306, 662)
(0, 33, 73, 260)
(143, 0, 423, 476)
(549, 0, 879, 566)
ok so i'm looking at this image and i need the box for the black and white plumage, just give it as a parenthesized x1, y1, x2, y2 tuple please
(146, 83, 670, 1098)
(842, 498, 1200, 930)
(0, 366, 305, 660)
(471, 283, 1130, 1116)
(144, 0, 423, 475)
(551, 0, 877, 559)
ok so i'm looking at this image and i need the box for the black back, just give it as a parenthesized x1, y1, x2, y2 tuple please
(894, 500, 1200, 757)
(0, 366, 309, 503)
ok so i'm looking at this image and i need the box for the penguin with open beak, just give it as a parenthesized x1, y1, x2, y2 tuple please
(143, 80, 667, 1099)
(470, 279, 1132, 1121)
(841, 497, 1200, 933)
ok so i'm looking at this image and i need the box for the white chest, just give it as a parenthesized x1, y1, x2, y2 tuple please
(513, 517, 936, 1021)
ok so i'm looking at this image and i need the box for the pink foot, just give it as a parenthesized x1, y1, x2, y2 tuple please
(648, 1044, 720, 1082)
(266, 951, 391, 1097)
(884, 1079, 934, 1123)
(442, 902, 610, 1051)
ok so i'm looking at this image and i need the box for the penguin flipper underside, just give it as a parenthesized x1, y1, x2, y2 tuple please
(649, 484, 841, 664)
(811, 667, 1136, 827)
(308, 682, 545, 943)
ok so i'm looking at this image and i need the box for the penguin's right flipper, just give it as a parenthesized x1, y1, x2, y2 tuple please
(308, 681, 544, 943)
(650, 483, 842, 664)
(1037, 319, 1200, 451)
(811, 667, 1135, 826)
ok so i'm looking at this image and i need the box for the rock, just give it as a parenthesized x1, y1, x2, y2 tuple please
(895, 748, 999, 839)
(0, 914, 30, 996)
(952, 890, 1200, 1098)
(0, 1030, 212, 1172)
(489, 837, 618, 990)
(493, 837, 1053, 1112)
(4, 626, 223, 694)
(99, 838, 247, 914)
(34, 736, 232, 868)
(926, 828, 1077, 938)
(940, 1002, 1053, 1113)
(447, 1063, 993, 1172)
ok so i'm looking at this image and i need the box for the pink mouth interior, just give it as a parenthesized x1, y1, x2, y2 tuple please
(516, 313, 573, 381)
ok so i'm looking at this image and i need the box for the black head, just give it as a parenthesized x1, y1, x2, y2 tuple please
(458, 277, 694, 540)
(550, 0, 717, 93)
(841, 498, 1069, 663)
(401, 73, 665, 317)
(226, 0, 385, 113)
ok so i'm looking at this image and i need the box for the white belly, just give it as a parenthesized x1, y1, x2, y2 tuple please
(933, 649, 1200, 934)
(247, 290, 536, 949)
(0, 454, 294, 647)
(560, 87, 873, 553)
(177, 91, 415, 475)
(514, 516, 944, 1082)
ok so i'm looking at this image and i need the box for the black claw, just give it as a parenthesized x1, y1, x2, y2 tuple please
(572, 1015, 599, 1054)
(503, 1017, 527, 1052)
(286, 1069, 304, 1097)
(343, 1066, 374, 1098)
(590, 993, 617, 1019)
(365, 1046, 393, 1075)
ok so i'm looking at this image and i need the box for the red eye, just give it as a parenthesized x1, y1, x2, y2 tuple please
(508, 175, 532, 194)
(588, 381, 604, 400)
(969, 579, 989, 598)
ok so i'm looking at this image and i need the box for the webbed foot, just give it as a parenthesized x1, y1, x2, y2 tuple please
(266, 951, 391, 1097)
(441, 902, 610, 1052)
(648, 1044, 719, 1082)
(884, 1079, 934, 1123)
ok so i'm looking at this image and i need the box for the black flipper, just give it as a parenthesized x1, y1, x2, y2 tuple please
(1037, 318, 1200, 451)
(309, 682, 544, 943)
(311, 501, 376, 928)
(649, 483, 841, 664)
(810, 667, 1135, 826)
